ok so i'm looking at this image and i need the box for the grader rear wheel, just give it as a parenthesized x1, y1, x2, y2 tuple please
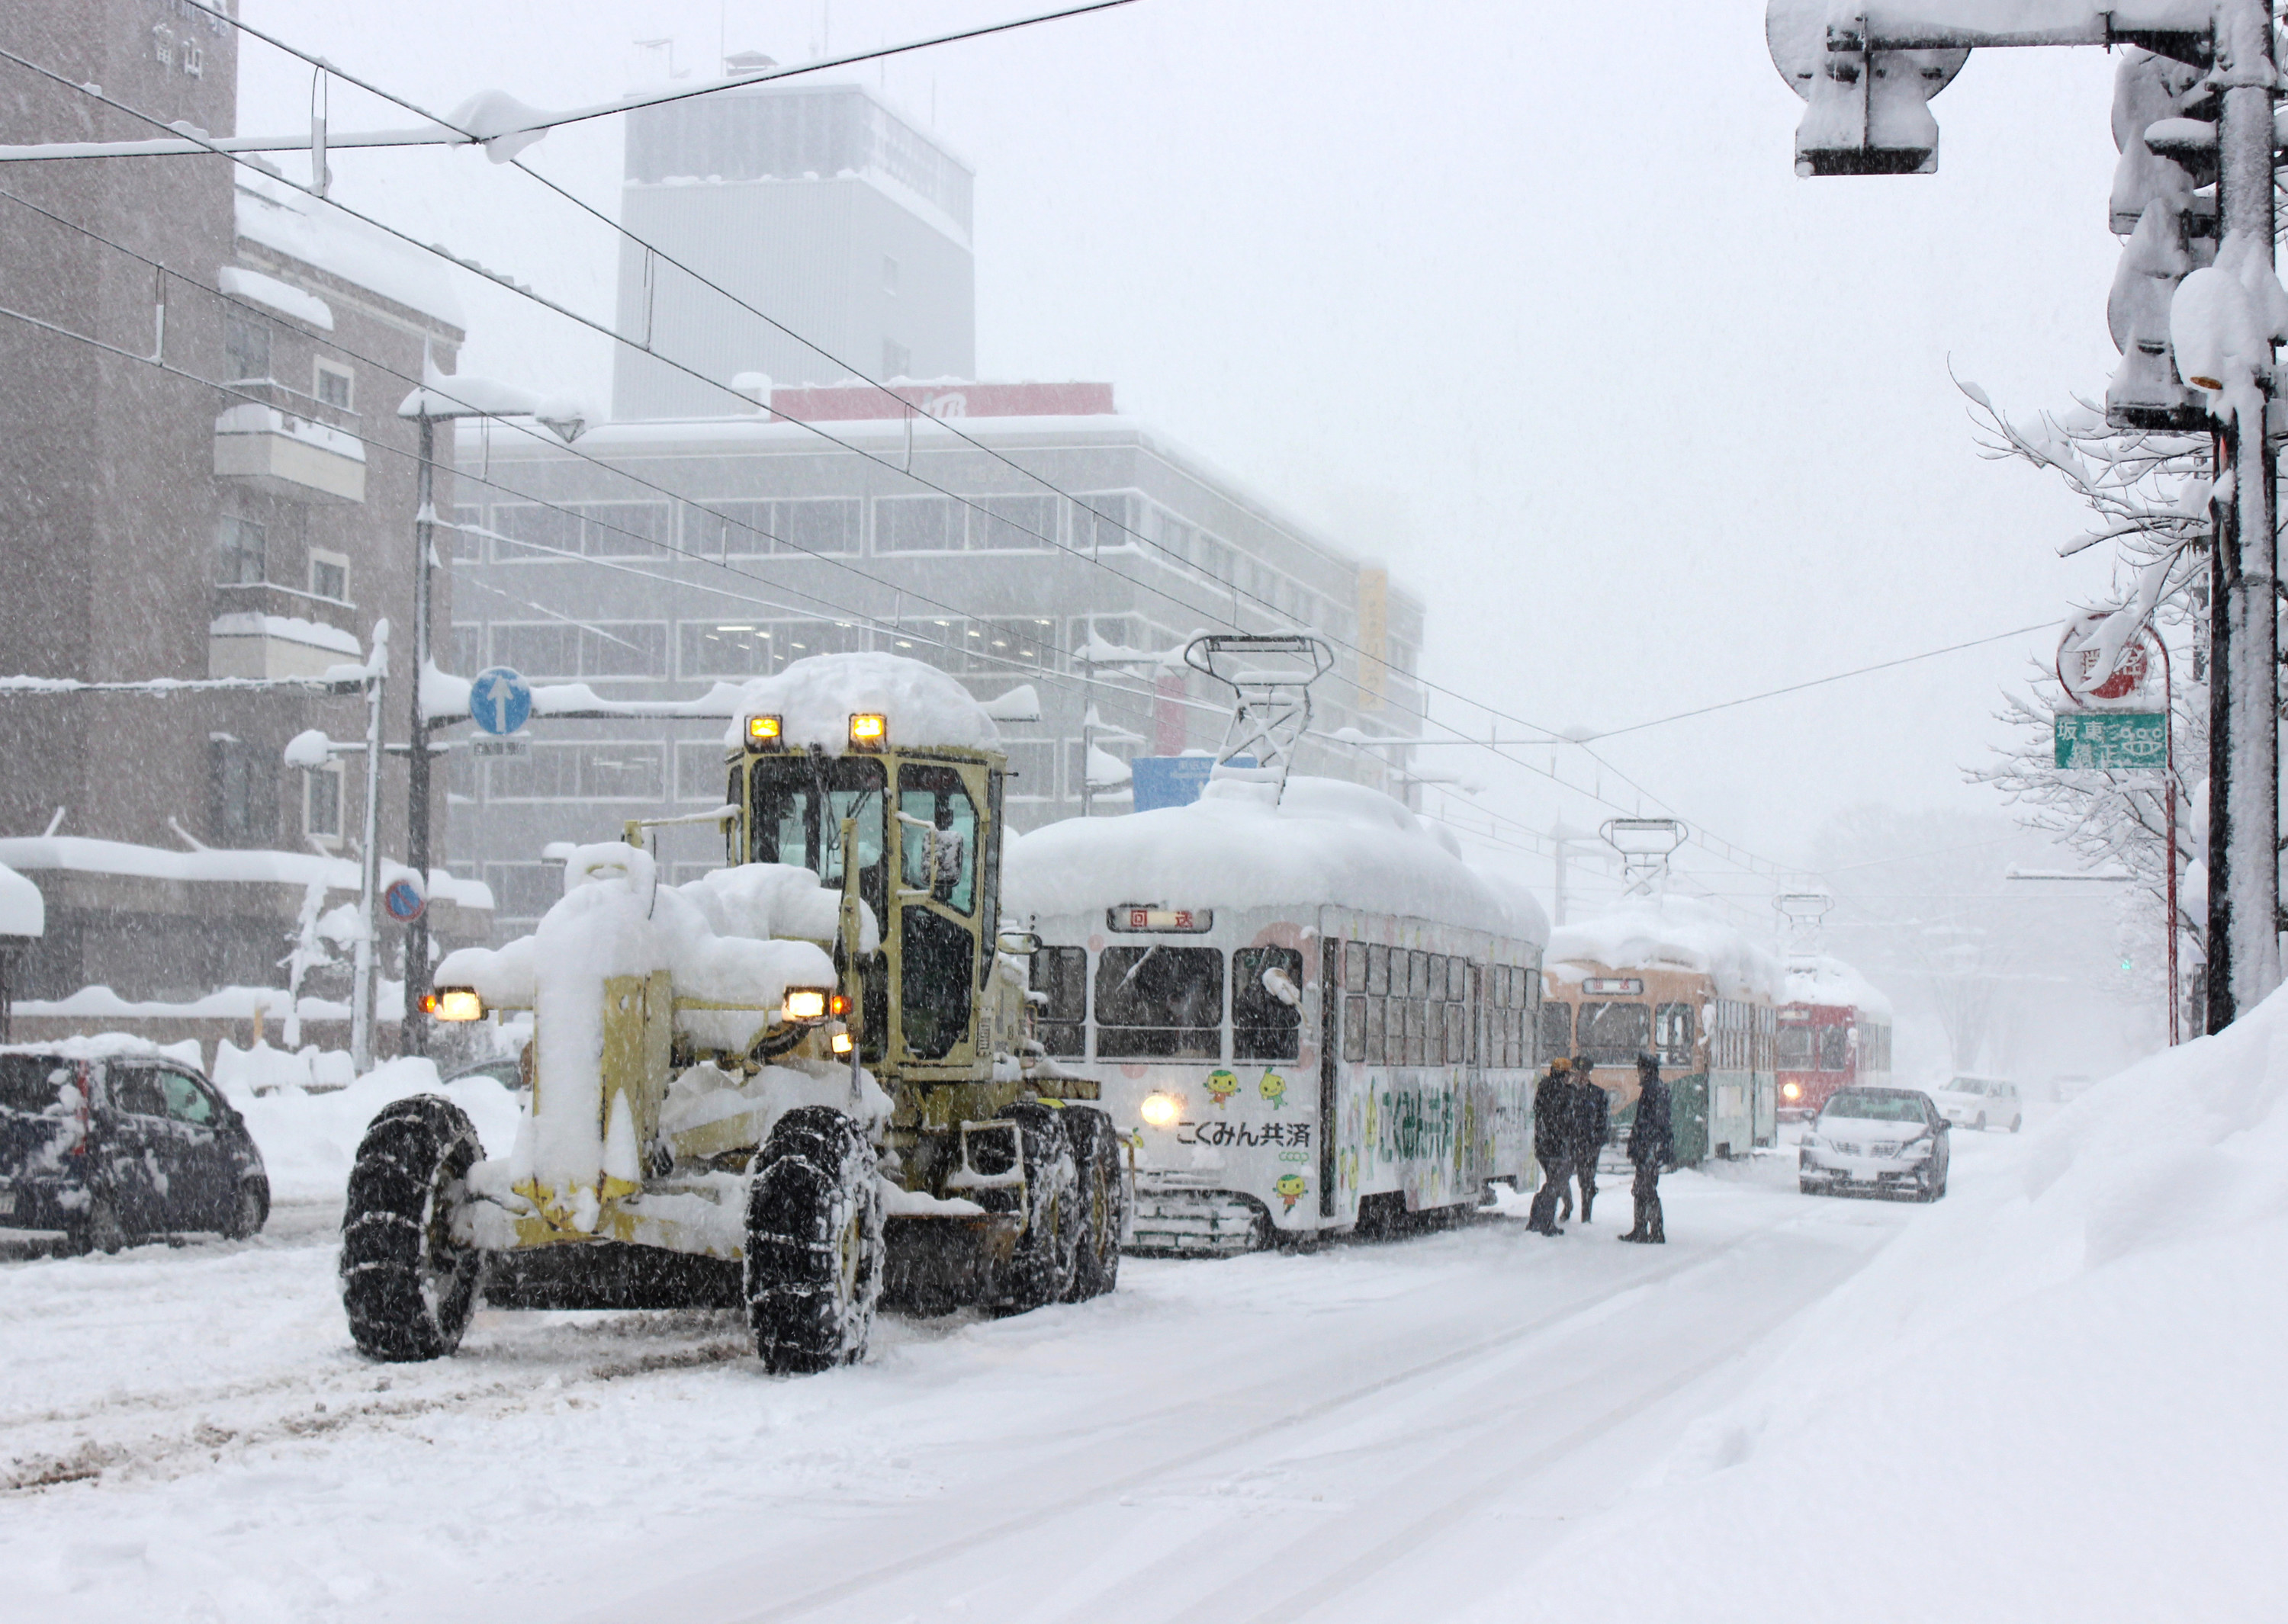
(1062, 1107, 1126, 1302)
(340, 1096, 484, 1362)
(744, 1106, 884, 1375)
(995, 1102, 1080, 1312)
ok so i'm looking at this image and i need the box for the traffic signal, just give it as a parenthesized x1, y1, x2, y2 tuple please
(1767, 2, 1967, 175)
(2103, 50, 2216, 429)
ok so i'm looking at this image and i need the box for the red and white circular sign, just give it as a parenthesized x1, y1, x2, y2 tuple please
(2056, 611, 2155, 708)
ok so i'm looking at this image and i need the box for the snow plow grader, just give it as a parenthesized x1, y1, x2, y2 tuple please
(339, 655, 1125, 1373)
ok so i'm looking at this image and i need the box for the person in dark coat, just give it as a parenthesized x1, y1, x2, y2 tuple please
(1571, 1067, 1612, 1223)
(1620, 1051, 1672, 1244)
(1525, 1056, 1577, 1236)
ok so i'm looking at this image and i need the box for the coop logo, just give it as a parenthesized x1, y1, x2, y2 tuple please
(922, 391, 967, 419)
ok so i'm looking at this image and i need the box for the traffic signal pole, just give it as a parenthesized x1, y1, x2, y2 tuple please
(1775, 1, 2283, 1030)
(2206, 17, 2281, 1027)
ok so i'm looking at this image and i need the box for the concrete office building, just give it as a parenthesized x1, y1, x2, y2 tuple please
(0, 0, 490, 1022)
(448, 379, 1427, 936)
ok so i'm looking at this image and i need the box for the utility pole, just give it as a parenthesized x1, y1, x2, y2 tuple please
(401, 410, 438, 1058)
(1770, 0, 2281, 1029)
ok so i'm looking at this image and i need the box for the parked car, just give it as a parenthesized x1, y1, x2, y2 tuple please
(1929, 1074, 2023, 1132)
(442, 1049, 528, 1097)
(0, 1041, 268, 1253)
(2049, 1073, 2094, 1104)
(1798, 1086, 1950, 1202)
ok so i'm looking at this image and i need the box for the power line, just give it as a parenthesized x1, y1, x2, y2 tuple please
(0, 47, 1789, 867)
(1573, 621, 2059, 743)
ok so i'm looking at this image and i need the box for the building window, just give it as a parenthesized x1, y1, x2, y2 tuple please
(304, 762, 344, 845)
(215, 516, 265, 585)
(882, 338, 911, 378)
(882, 255, 900, 294)
(877, 494, 957, 553)
(307, 549, 349, 602)
(209, 736, 277, 848)
(969, 494, 1057, 551)
(490, 621, 667, 680)
(223, 315, 271, 383)
(314, 361, 353, 410)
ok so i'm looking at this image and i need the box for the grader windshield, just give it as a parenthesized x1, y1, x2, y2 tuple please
(747, 755, 889, 907)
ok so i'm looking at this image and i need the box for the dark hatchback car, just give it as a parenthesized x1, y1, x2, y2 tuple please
(0, 1044, 269, 1252)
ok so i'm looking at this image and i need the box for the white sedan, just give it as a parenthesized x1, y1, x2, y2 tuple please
(1929, 1075, 2023, 1133)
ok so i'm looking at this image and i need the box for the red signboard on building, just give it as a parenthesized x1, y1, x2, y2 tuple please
(767, 381, 1117, 423)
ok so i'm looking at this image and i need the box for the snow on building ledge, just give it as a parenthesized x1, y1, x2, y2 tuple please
(216, 265, 334, 331)
(208, 611, 365, 680)
(213, 402, 367, 505)
(0, 859, 42, 939)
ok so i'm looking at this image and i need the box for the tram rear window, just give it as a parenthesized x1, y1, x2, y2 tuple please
(1777, 1025, 1813, 1069)
(1095, 946, 1223, 1059)
(1820, 1025, 1849, 1072)
(1030, 946, 1088, 1058)
(1538, 1001, 1571, 1065)
(1234, 946, 1304, 1060)
(1654, 1003, 1695, 1066)
(1577, 1000, 1650, 1065)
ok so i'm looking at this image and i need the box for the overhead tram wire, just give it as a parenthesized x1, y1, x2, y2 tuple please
(0, 51, 1790, 868)
(53, 13, 1632, 772)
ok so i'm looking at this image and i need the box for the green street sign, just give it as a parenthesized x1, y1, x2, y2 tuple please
(2054, 710, 2167, 770)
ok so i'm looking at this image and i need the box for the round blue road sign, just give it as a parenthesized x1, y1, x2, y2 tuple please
(468, 666, 533, 736)
(383, 877, 426, 924)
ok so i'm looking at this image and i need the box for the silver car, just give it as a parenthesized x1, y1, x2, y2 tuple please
(1799, 1086, 1951, 1202)
(1929, 1074, 2023, 1133)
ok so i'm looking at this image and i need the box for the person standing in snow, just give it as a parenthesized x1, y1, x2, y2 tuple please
(1620, 1051, 1671, 1244)
(1570, 1066, 1611, 1223)
(1526, 1056, 1578, 1236)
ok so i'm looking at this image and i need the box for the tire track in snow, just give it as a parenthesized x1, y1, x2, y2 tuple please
(654, 1220, 1798, 1624)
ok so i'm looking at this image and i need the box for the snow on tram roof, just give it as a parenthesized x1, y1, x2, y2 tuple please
(1006, 775, 1548, 945)
(719, 652, 1001, 753)
(1547, 896, 1784, 1002)
(1785, 955, 1895, 1022)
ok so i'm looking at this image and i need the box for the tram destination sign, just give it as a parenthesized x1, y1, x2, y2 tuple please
(2054, 711, 2166, 770)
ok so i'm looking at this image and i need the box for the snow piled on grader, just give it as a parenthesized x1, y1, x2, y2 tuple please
(718, 650, 1001, 752)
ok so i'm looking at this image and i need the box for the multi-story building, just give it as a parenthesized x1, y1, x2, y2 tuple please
(448, 379, 1427, 935)
(443, 75, 1425, 939)
(612, 79, 977, 416)
(0, 0, 490, 1023)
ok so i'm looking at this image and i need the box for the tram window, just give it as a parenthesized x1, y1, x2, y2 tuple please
(897, 765, 978, 913)
(1394, 998, 1418, 1066)
(1367, 944, 1390, 997)
(1234, 946, 1304, 1061)
(1409, 952, 1432, 1000)
(1819, 1024, 1849, 1072)
(1030, 946, 1087, 1058)
(1496, 964, 1513, 1006)
(1577, 1000, 1650, 1067)
(1095, 946, 1223, 1059)
(1344, 941, 1369, 993)
(1513, 1008, 1529, 1069)
(1777, 1024, 1812, 1069)
(1538, 1000, 1571, 1065)
(1446, 958, 1467, 1003)
(1364, 996, 1387, 1064)
(1344, 995, 1367, 1062)
(1654, 1003, 1695, 1067)
(1444, 1002, 1466, 1064)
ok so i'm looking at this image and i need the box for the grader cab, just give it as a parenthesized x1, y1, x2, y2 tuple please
(339, 656, 1125, 1373)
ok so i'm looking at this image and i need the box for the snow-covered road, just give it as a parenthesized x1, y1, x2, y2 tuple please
(0, 1132, 2023, 1624)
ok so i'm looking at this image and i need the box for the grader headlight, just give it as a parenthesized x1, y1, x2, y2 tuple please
(831, 1030, 854, 1057)
(848, 712, 888, 749)
(782, 987, 831, 1022)
(426, 987, 484, 1022)
(746, 714, 783, 746)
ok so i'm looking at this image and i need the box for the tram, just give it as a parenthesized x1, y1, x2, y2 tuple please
(1007, 775, 1548, 1253)
(1776, 956, 1894, 1120)
(1539, 898, 1782, 1164)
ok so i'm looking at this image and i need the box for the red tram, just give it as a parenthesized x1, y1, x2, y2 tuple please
(1775, 958, 1893, 1121)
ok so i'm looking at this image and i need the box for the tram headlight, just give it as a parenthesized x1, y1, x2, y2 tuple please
(1782, 1080, 1801, 1102)
(1139, 1092, 1183, 1128)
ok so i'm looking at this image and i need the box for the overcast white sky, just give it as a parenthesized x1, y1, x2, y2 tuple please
(240, 0, 2134, 916)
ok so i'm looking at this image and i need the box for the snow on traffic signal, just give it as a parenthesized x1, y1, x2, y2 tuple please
(1766, 1, 1967, 175)
(2104, 50, 2217, 429)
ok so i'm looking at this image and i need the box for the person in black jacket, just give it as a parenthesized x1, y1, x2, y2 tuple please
(1620, 1051, 1672, 1244)
(1525, 1056, 1577, 1236)
(1571, 1067, 1612, 1223)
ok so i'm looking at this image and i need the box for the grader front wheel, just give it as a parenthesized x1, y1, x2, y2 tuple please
(995, 1103, 1081, 1312)
(340, 1096, 484, 1362)
(744, 1106, 885, 1375)
(1062, 1107, 1126, 1302)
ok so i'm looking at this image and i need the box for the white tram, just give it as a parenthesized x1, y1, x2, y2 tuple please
(1007, 775, 1549, 1253)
